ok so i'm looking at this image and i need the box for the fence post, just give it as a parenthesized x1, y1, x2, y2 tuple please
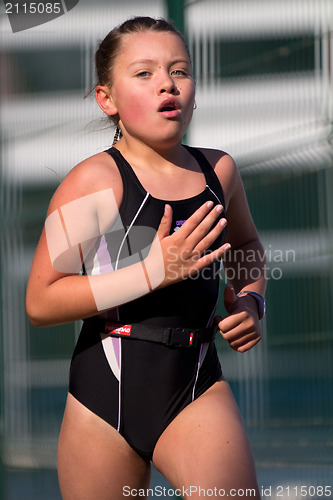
(166, 0, 185, 35)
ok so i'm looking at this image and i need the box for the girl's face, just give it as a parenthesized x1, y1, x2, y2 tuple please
(106, 30, 196, 149)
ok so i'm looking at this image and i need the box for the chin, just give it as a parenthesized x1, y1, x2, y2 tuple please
(151, 134, 184, 149)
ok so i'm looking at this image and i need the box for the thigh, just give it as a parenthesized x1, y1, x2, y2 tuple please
(152, 379, 260, 500)
(58, 393, 151, 500)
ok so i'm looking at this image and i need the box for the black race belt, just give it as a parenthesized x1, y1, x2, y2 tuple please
(84, 318, 218, 348)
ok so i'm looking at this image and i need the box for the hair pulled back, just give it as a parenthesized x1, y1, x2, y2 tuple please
(95, 16, 190, 89)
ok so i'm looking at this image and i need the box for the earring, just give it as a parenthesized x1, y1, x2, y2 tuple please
(193, 101, 197, 110)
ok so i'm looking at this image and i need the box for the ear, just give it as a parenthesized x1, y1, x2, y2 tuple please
(95, 85, 118, 116)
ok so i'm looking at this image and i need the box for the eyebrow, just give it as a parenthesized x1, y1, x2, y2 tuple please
(128, 59, 154, 68)
(128, 58, 190, 68)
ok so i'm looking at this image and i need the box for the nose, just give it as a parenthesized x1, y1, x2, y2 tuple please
(158, 71, 178, 95)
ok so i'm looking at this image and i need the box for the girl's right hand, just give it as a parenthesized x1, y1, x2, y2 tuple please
(144, 201, 230, 290)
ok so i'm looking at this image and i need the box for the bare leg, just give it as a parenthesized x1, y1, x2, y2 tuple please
(57, 394, 151, 500)
(153, 379, 260, 500)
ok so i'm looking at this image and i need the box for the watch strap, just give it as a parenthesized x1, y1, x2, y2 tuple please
(236, 290, 266, 320)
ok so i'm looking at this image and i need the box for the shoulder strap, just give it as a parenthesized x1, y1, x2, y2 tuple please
(104, 146, 148, 198)
(183, 145, 225, 206)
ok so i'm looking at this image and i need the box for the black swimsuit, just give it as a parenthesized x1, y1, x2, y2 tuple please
(69, 146, 226, 460)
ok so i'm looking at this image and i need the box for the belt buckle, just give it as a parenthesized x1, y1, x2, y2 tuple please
(171, 328, 197, 348)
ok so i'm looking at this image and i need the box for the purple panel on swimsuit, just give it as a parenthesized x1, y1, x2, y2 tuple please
(96, 235, 113, 273)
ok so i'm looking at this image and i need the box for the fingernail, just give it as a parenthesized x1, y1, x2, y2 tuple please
(216, 205, 223, 213)
(206, 201, 214, 209)
(220, 218, 227, 226)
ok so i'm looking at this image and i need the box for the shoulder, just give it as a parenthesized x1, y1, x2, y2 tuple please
(47, 150, 123, 214)
(196, 147, 259, 247)
(196, 147, 240, 210)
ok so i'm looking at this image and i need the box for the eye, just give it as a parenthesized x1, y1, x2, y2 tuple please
(136, 71, 150, 78)
(171, 69, 188, 77)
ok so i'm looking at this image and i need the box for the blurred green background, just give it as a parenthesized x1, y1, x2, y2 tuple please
(1, 0, 332, 498)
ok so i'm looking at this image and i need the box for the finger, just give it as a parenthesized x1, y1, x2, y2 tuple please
(189, 241, 231, 272)
(220, 317, 261, 350)
(220, 321, 252, 343)
(216, 306, 261, 353)
(226, 327, 258, 346)
(186, 204, 225, 250)
(193, 216, 227, 256)
(156, 204, 173, 240)
(217, 309, 246, 335)
(232, 336, 261, 353)
(176, 201, 217, 239)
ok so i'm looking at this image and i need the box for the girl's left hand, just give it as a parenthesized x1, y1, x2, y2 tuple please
(215, 285, 261, 353)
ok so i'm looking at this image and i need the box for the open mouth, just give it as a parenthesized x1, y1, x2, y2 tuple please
(161, 104, 176, 111)
(158, 99, 180, 114)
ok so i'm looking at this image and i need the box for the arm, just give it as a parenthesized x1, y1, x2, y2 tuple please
(204, 150, 267, 353)
(222, 161, 266, 298)
(26, 227, 155, 327)
(26, 156, 124, 326)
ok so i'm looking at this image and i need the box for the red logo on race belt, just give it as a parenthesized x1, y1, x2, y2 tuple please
(105, 323, 132, 336)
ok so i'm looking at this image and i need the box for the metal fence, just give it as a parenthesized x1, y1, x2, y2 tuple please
(1, 0, 333, 497)
(183, 0, 333, 475)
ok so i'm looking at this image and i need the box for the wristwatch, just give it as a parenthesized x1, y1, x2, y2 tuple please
(236, 291, 266, 320)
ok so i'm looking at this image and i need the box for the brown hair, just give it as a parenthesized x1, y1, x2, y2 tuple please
(95, 16, 190, 89)
(93, 16, 191, 137)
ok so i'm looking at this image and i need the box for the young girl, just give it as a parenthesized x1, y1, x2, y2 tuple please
(26, 16, 266, 500)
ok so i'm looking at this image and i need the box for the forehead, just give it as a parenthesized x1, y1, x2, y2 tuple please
(116, 31, 190, 66)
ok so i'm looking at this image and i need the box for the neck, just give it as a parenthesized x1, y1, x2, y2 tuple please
(115, 135, 187, 169)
